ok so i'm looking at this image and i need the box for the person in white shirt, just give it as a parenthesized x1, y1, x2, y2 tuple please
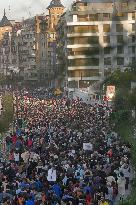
(117, 172, 126, 201)
(14, 152, 19, 163)
(120, 163, 131, 190)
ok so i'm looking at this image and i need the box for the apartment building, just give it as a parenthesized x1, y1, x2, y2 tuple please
(0, 11, 23, 77)
(0, 10, 12, 42)
(20, 18, 37, 83)
(46, 0, 65, 87)
(56, 12, 67, 87)
(32, 0, 65, 87)
(0, 10, 12, 74)
(0, 32, 15, 75)
(35, 15, 48, 85)
(57, 0, 136, 90)
(0, 15, 38, 84)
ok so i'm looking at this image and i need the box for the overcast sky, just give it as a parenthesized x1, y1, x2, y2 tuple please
(0, 0, 72, 21)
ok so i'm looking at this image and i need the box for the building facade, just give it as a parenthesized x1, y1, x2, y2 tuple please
(0, 11, 21, 76)
(45, 0, 65, 87)
(0, 15, 37, 83)
(34, 0, 65, 87)
(19, 18, 37, 83)
(35, 15, 48, 85)
(56, 12, 68, 87)
(0, 10, 12, 42)
(57, 0, 136, 90)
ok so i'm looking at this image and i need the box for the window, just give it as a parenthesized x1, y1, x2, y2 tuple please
(103, 13, 110, 20)
(12, 59, 16, 64)
(88, 25, 98, 33)
(88, 14, 98, 21)
(88, 36, 99, 44)
(117, 35, 124, 43)
(68, 58, 99, 66)
(132, 46, 135, 53)
(116, 12, 124, 17)
(68, 69, 99, 77)
(74, 25, 98, 33)
(104, 57, 111, 65)
(86, 48, 99, 55)
(132, 35, 135, 42)
(117, 46, 124, 54)
(48, 42, 52, 47)
(132, 57, 135, 64)
(117, 57, 124, 65)
(103, 36, 110, 43)
(103, 24, 110, 33)
(104, 47, 111, 54)
(73, 15, 77, 22)
(132, 12, 135, 20)
(12, 46, 16, 52)
(78, 15, 87, 22)
(103, 13, 110, 18)
(122, 3, 128, 8)
(132, 24, 135, 32)
(68, 81, 78, 88)
(116, 24, 123, 32)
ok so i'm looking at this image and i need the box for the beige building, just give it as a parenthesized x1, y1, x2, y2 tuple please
(0, 10, 12, 42)
(0, 11, 21, 76)
(57, 0, 136, 90)
(46, 0, 65, 87)
(34, 0, 65, 87)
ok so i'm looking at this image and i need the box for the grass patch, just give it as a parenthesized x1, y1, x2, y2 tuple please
(0, 92, 13, 133)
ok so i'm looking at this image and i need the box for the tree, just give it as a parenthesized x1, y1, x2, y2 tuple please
(0, 93, 13, 133)
(104, 66, 136, 204)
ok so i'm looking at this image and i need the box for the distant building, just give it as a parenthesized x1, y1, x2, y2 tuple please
(0, 15, 36, 83)
(35, 15, 48, 86)
(19, 18, 37, 83)
(56, 12, 67, 87)
(57, 0, 136, 90)
(33, 0, 65, 87)
(46, 0, 65, 88)
(0, 9, 25, 77)
(0, 9, 12, 41)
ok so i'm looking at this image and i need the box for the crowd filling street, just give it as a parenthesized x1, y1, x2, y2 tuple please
(0, 89, 132, 205)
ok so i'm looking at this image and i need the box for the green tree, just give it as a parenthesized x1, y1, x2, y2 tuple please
(0, 93, 13, 133)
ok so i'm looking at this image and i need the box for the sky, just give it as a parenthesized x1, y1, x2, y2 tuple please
(0, 0, 72, 21)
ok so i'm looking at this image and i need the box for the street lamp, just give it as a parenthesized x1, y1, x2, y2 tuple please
(9, 68, 20, 128)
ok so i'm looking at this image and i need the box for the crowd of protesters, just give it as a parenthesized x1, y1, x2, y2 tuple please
(0, 89, 132, 205)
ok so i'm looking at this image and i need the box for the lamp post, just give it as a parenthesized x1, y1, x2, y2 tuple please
(10, 68, 20, 130)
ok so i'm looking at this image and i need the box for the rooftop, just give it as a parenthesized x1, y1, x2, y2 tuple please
(47, 0, 64, 9)
(0, 9, 12, 27)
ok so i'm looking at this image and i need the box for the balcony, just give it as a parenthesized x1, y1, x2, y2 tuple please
(67, 33, 99, 37)
(68, 76, 100, 81)
(68, 65, 99, 70)
(68, 55, 99, 59)
(67, 44, 98, 48)
(67, 22, 100, 26)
